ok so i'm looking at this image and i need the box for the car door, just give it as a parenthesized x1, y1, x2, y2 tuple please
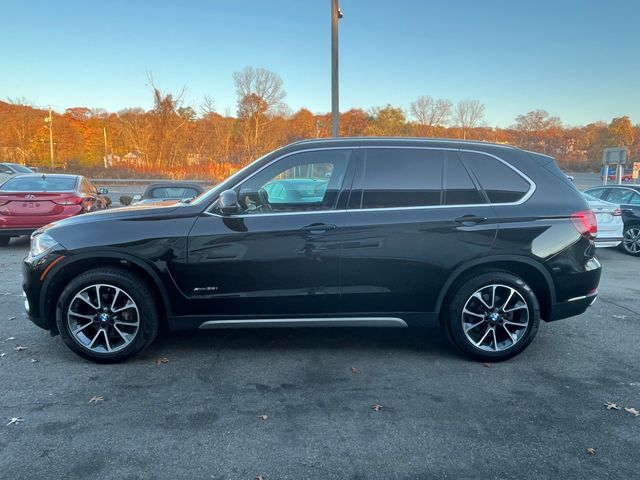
(339, 147, 498, 316)
(181, 148, 357, 318)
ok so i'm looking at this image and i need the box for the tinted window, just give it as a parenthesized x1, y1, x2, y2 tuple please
(0, 176, 77, 191)
(238, 149, 352, 213)
(629, 193, 640, 205)
(360, 148, 443, 208)
(585, 188, 607, 199)
(460, 152, 530, 203)
(444, 154, 484, 205)
(607, 189, 635, 204)
(149, 187, 200, 199)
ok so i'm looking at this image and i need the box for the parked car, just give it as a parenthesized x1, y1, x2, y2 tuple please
(0, 174, 109, 246)
(132, 183, 204, 205)
(0, 162, 34, 184)
(599, 166, 633, 182)
(581, 192, 623, 248)
(23, 138, 601, 363)
(584, 185, 640, 256)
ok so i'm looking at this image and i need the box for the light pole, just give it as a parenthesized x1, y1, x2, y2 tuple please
(331, 0, 343, 138)
(44, 107, 54, 171)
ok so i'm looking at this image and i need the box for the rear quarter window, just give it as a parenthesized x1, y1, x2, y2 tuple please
(459, 152, 531, 203)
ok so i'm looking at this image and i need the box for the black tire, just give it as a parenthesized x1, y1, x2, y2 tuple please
(442, 271, 540, 362)
(620, 224, 640, 256)
(0, 236, 10, 247)
(56, 268, 159, 363)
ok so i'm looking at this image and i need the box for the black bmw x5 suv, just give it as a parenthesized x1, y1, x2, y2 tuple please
(23, 138, 601, 363)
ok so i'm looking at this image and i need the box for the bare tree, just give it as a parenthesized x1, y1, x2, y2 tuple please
(454, 99, 485, 140)
(233, 67, 286, 115)
(410, 96, 452, 129)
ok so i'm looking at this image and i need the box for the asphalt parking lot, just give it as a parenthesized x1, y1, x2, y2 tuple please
(0, 237, 638, 479)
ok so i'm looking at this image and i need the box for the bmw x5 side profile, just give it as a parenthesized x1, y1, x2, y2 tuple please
(22, 138, 601, 363)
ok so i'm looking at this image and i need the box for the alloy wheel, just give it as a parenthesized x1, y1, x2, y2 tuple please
(623, 227, 640, 254)
(461, 284, 529, 352)
(66, 284, 140, 354)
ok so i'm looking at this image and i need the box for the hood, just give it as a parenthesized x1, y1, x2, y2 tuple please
(44, 201, 183, 232)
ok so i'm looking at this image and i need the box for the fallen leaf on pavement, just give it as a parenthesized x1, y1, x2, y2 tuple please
(604, 402, 622, 410)
(256, 475, 265, 480)
(0, 353, 6, 357)
(351, 367, 360, 374)
(8, 317, 16, 321)
(257, 414, 268, 421)
(586, 448, 596, 455)
(5, 337, 15, 341)
(14, 346, 26, 351)
(89, 396, 104, 404)
(6, 417, 24, 426)
(372, 404, 383, 412)
(483, 363, 492, 368)
(30, 359, 39, 363)
(154, 357, 169, 365)
(624, 407, 640, 417)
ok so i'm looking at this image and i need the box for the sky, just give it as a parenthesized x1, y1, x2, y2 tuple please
(0, 0, 638, 127)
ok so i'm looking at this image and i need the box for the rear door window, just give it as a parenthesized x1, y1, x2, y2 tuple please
(607, 189, 635, 204)
(359, 148, 443, 209)
(444, 154, 484, 205)
(459, 152, 531, 203)
(586, 188, 607, 200)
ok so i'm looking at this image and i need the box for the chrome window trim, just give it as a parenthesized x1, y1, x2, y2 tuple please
(203, 145, 537, 218)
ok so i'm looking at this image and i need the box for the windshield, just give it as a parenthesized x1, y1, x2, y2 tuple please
(0, 176, 77, 191)
(10, 164, 33, 173)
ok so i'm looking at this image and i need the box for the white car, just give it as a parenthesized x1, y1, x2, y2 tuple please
(582, 192, 623, 248)
(0, 163, 34, 185)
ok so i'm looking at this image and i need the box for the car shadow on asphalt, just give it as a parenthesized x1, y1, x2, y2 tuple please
(151, 325, 458, 359)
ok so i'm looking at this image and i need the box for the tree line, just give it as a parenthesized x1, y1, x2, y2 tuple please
(0, 67, 637, 180)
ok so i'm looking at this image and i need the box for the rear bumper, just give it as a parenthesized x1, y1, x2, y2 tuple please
(548, 289, 598, 321)
(594, 237, 622, 248)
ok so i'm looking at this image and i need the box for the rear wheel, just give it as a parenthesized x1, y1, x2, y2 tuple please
(621, 225, 640, 256)
(56, 268, 159, 363)
(0, 237, 9, 247)
(443, 271, 540, 361)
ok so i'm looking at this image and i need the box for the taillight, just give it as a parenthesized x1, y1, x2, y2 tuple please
(54, 196, 83, 206)
(613, 208, 622, 216)
(571, 210, 597, 239)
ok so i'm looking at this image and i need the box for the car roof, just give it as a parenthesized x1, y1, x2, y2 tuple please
(287, 137, 517, 151)
(587, 185, 640, 192)
(144, 182, 204, 191)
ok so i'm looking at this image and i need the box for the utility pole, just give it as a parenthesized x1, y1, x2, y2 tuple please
(331, 0, 343, 138)
(103, 127, 109, 167)
(44, 107, 54, 171)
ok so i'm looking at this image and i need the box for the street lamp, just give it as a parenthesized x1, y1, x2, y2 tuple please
(331, 0, 343, 138)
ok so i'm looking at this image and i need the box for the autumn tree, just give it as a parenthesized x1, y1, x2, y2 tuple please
(513, 109, 562, 153)
(366, 105, 409, 136)
(454, 100, 485, 140)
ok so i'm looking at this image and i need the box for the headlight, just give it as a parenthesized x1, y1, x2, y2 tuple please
(30, 232, 60, 257)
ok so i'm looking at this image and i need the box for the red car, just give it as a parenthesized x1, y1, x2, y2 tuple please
(0, 174, 109, 246)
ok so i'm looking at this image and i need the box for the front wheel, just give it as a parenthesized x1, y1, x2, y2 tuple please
(56, 268, 160, 363)
(443, 271, 540, 361)
(621, 225, 640, 256)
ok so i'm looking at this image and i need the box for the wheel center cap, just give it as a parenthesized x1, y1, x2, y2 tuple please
(99, 313, 110, 323)
(489, 312, 500, 322)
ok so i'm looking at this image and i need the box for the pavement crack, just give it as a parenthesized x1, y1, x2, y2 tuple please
(597, 295, 640, 317)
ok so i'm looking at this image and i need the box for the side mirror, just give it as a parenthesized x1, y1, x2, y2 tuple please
(219, 189, 239, 215)
(132, 194, 142, 202)
(98, 187, 109, 195)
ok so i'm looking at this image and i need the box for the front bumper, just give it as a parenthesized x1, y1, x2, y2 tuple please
(22, 252, 66, 332)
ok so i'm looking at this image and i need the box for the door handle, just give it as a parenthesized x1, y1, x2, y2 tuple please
(301, 223, 337, 234)
(454, 215, 488, 225)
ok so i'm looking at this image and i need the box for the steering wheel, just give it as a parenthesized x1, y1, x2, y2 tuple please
(257, 188, 272, 212)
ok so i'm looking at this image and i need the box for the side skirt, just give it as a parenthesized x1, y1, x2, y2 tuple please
(198, 317, 409, 329)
